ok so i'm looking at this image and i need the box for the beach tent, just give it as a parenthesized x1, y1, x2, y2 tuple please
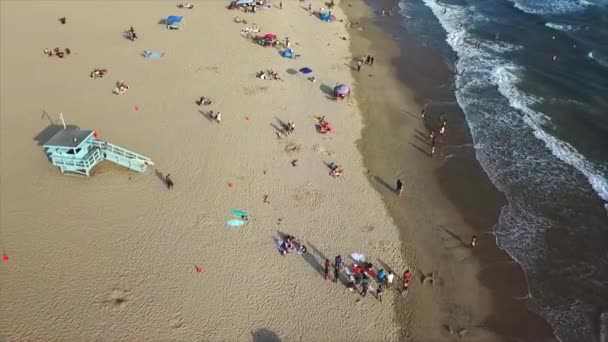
(166, 16, 184, 30)
(236, 0, 254, 4)
(299, 67, 313, 74)
(282, 49, 294, 58)
(333, 84, 350, 97)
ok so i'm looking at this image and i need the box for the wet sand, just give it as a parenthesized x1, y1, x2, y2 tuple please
(340, 0, 558, 340)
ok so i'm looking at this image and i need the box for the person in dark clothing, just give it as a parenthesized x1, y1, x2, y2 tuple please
(396, 179, 404, 196)
(361, 281, 369, 297)
(333, 266, 340, 283)
(324, 259, 331, 280)
(376, 284, 384, 302)
(165, 174, 174, 190)
(334, 255, 343, 270)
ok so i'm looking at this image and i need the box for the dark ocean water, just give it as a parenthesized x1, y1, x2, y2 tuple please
(374, 0, 608, 340)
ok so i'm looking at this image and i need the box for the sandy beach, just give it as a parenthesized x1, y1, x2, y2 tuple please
(0, 1, 408, 341)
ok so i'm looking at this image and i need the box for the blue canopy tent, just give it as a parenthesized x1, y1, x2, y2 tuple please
(236, 0, 254, 4)
(282, 48, 294, 58)
(166, 16, 184, 30)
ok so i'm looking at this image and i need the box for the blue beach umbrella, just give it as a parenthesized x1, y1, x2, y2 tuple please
(299, 67, 313, 74)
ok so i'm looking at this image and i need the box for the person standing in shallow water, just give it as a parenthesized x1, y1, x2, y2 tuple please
(396, 179, 404, 196)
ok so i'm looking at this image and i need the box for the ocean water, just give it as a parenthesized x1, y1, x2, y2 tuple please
(384, 0, 608, 340)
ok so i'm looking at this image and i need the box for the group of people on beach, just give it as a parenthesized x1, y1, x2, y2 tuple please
(323, 255, 413, 301)
(43, 47, 71, 58)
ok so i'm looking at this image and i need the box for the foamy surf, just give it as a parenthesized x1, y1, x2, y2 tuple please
(545, 22, 580, 31)
(493, 65, 608, 200)
(508, 0, 593, 15)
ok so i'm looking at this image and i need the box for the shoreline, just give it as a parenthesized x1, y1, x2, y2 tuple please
(340, 0, 558, 340)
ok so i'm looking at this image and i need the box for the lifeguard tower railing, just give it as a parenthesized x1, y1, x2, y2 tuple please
(91, 140, 152, 173)
(43, 128, 153, 176)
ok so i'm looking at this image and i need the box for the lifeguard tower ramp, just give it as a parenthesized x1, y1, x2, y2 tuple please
(43, 128, 153, 176)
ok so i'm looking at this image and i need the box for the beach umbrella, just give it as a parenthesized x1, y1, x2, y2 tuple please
(333, 84, 350, 96)
(299, 67, 313, 74)
(264, 33, 277, 39)
(236, 0, 254, 5)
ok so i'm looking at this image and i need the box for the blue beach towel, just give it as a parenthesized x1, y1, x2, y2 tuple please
(142, 51, 165, 59)
(299, 67, 313, 74)
(226, 219, 245, 227)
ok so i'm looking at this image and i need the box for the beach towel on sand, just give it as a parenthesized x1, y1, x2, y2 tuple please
(226, 219, 245, 227)
(142, 51, 165, 59)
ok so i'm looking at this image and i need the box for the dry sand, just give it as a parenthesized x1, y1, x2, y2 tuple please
(0, 1, 407, 341)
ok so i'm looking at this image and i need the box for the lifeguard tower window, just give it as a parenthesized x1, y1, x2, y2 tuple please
(67, 148, 82, 155)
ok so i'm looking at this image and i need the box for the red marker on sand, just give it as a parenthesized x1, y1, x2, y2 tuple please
(3, 254, 8, 262)
(228, 182, 234, 188)
(195, 266, 203, 273)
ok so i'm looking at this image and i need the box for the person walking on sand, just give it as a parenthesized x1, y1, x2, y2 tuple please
(308, 3, 312, 11)
(324, 259, 331, 280)
(431, 138, 436, 157)
(376, 284, 384, 302)
(386, 271, 395, 287)
(334, 255, 343, 270)
(396, 179, 404, 197)
(403, 269, 412, 292)
(361, 280, 369, 297)
(333, 265, 340, 283)
(279, 1, 282, 9)
(165, 174, 174, 190)
(370, 56, 375, 65)
(215, 112, 222, 124)
(357, 60, 362, 72)
(470, 235, 477, 248)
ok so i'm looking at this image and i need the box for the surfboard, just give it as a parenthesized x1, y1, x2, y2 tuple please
(231, 210, 248, 217)
(226, 219, 245, 227)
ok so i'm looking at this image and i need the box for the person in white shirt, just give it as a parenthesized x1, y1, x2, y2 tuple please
(386, 271, 395, 287)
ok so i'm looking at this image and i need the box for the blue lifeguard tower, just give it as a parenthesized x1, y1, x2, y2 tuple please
(43, 127, 153, 176)
(166, 16, 184, 30)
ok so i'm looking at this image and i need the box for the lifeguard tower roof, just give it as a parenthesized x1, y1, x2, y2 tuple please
(43, 128, 94, 149)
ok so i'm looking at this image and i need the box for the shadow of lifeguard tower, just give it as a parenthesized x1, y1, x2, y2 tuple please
(39, 124, 153, 176)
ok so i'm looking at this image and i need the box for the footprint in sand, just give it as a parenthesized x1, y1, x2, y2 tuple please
(170, 313, 185, 329)
(312, 144, 334, 156)
(103, 288, 129, 309)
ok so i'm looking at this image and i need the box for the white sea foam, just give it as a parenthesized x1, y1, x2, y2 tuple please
(508, 0, 592, 15)
(545, 22, 580, 31)
(494, 66, 608, 200)
(588, 51, 608, 68)
(418, 0, 608, 202)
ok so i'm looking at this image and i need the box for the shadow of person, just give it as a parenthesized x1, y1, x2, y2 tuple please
(319, 83, 334, 96)
(154, 169, 167, 186)
(371, 175, 395, 193)
(251, 328, 281, 342)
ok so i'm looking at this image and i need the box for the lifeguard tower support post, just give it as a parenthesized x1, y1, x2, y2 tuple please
(43, 127, 153, 176)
